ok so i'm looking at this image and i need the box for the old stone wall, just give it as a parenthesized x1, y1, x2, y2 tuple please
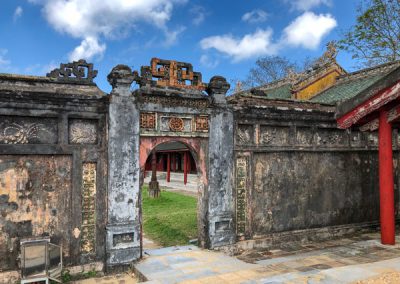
(0, 74, 107, 271)
(233, 102, 399, 241)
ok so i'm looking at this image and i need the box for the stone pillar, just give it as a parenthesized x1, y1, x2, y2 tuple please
(106, 65, 141, 268)
(206, 76, 236, 248)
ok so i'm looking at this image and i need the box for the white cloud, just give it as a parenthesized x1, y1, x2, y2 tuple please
(190, 5, 208, 26)
(13, 6, 23, 22)
(282, 12, 337, 49)
(286, 0, 332, 11)
(29, 0, 186, 60)
(163, 26, 186, 47)
(199, 55, 219, 68)
(69, 37, 106, 61)
(200, 29, 276, 62)
(242, 9, 268, 24)
(0, 49, 11, 69)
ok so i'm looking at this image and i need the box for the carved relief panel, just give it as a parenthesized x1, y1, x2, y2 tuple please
(140, 113, 156, 129)
(259, 126, 289, 145)
(81, 163, 96, 254)
(69, 119, 98, 144)
(236, 125, 254, 145)
(236, 156, 248, 238)
(295, 127, 314, 146)
(0, 116, 58, 144)
(316, 129, 348, 147)
(160, 116, 192, 132)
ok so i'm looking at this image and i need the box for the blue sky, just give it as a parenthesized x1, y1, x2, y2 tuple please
(1, 0, 359, 92)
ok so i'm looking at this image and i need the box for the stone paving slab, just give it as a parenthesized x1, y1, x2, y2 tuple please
(134, 233, 400, 284)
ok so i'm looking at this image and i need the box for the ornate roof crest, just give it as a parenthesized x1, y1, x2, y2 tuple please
(47, 59, 98, 84)
(133, 58, 207, 91)
(314, 41, 338, 67)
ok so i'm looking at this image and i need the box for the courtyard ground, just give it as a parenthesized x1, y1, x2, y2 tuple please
(142, 185, 197, 247)
(133, 231, 400, 284)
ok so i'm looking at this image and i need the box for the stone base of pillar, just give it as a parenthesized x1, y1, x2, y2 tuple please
(148, 181, 160, 198)
(106, 222, 140, 270)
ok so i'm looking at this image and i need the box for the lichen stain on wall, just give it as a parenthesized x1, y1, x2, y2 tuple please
(0, 155, 72, 270)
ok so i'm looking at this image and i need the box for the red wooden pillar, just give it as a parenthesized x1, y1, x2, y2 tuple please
(184, 151, 188, 185)
(167, 153, 171, 182)
(378, 110, 395, 245)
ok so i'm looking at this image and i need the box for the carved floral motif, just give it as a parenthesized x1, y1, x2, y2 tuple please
(169, 117, 185, 132)
(0, 123, 43, 144)
(236, 157, 248, 237)
(69, 119, 98, 144)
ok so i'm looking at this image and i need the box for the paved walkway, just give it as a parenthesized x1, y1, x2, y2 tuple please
(134, 232, 400, 283)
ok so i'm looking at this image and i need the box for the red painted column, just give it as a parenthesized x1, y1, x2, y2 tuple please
(167, 153, 171, 183)
(378, 110, 396, 245)
(184, 152, 188, 185)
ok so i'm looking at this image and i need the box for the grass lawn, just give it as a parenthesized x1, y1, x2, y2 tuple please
(142, 186, 197, 247)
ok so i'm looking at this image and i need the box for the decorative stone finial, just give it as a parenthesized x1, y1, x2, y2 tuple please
(107, 65, 135, 96)
(207, 76, 230, 104)
(46, 59, 98, 84)
(133, 58, 207, 90)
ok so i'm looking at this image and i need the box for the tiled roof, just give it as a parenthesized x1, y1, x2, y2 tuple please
(311, 61, 400, 105)
(234, 79, 293, 100)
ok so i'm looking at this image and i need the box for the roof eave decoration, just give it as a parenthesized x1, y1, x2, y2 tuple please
(133, 58, 208, 91)
(336, 68, 400, 129)
(46, 59, 98, 84)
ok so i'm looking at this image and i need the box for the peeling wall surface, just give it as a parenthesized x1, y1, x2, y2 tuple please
(232, 102, 399, 241)
(0, 64, 108, 271)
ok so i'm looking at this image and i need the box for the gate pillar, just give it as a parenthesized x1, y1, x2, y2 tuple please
(207, 76, 236, 248)
(106, 65, 141, 268)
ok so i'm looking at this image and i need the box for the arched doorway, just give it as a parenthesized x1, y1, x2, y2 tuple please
(139, 138, 208, 252)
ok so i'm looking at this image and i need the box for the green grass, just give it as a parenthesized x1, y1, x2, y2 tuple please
(142, 186, 197, 247)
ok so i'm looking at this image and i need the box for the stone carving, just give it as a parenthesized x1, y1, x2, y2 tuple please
(140, 113, 156, 129)
(133, 58, 207, 90)
(140, 95, 210, 109)
(195, 116, 209, 132)
(113, 232, 134, 246)
(236, 157, 248, 237)
(47, 59, 98, 83)
(237, 125, 253, 144)
(169, 117, 185, 132)
(316, 129, 347, 146)
(81, 163, 96, 254)
(296, 127, 314, 145)
(260, 126, 289, 145)
(69, 119, 98, 144)
(0, 117, 57, 144)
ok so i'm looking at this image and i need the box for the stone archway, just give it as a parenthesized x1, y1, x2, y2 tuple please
(139, 137, 209, 249)
(106, 59, 235, 269)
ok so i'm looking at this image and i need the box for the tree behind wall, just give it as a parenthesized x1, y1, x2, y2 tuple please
(338, 0, 400, 67)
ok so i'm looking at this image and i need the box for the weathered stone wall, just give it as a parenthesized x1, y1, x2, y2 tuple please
(233, 101, 399, 241)
(0, 74, 107, 271)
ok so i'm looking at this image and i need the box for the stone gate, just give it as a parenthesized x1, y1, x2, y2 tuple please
(106, 59, 236, 267)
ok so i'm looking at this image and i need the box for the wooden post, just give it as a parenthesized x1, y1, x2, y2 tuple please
(167, 153, 171, 182)
(148, 150, 160, 198)
(378, 110, 395, 245)
(184, 151, 188, 185)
